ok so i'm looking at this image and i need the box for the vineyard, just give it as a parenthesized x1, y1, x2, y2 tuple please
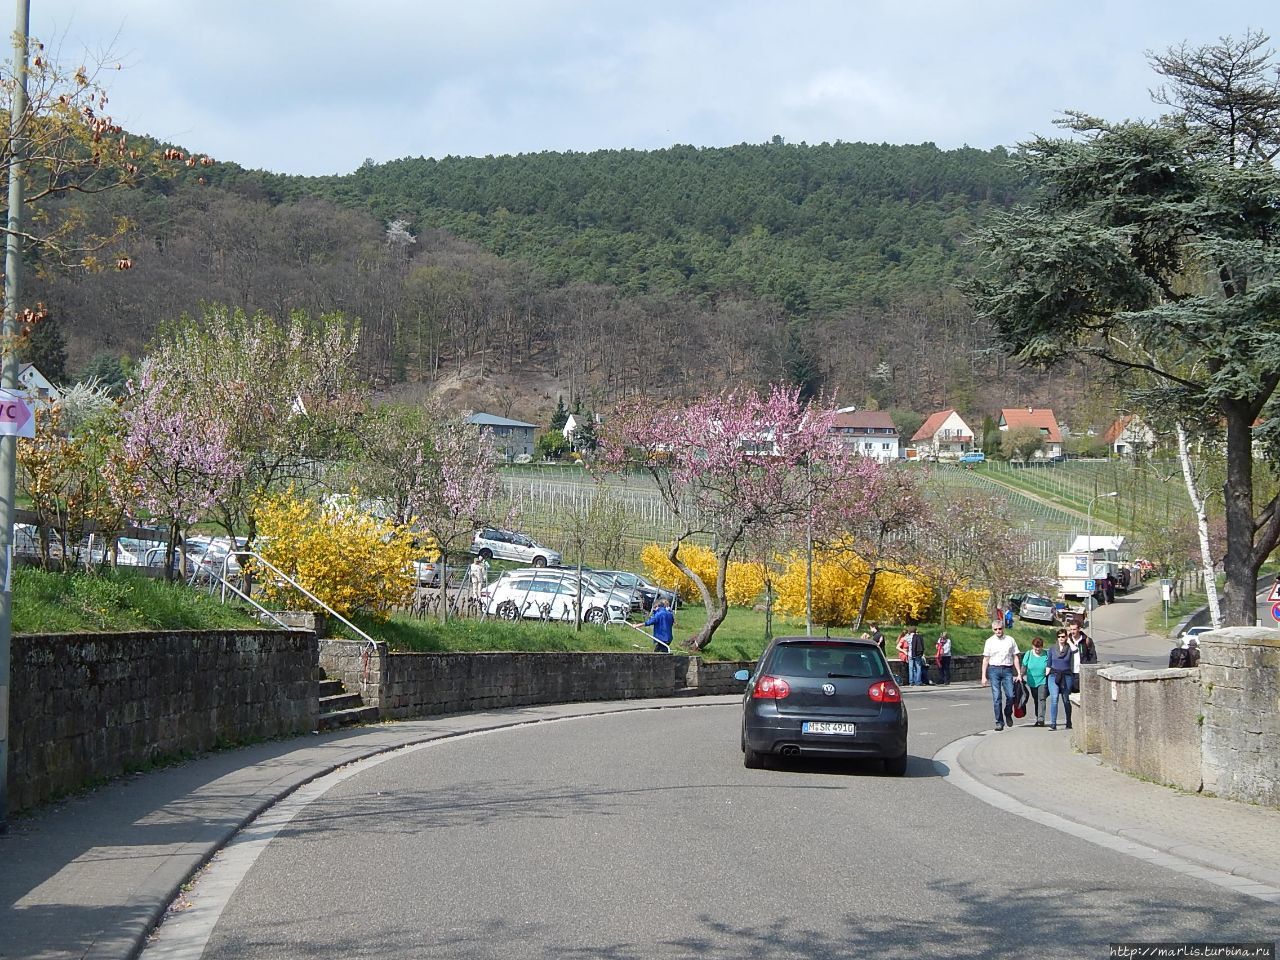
(494, 458, 1216, 572)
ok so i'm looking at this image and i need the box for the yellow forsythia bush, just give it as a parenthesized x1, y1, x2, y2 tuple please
(640, 543, 764, 607)
(774, 550, 861, 626)
(252, 490, 417, 619)
(944, 587, 991, 626)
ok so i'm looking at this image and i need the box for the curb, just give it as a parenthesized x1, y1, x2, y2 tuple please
(934, 735, 1280, 903)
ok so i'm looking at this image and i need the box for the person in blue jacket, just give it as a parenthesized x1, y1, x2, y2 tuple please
(644, 598, 674, 653)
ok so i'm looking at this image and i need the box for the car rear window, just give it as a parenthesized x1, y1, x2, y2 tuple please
(767, 643, 889, 679)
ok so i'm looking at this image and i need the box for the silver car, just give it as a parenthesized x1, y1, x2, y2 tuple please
(1018, 594, 1058, 624)
(470, 528, 562, 568)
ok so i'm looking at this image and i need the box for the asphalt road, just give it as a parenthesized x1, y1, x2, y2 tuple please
(150, 689, 1279, 960)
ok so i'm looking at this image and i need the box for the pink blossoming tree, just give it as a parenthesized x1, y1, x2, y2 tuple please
(394, 405, 506, 621)
(112, 365, 243, 580)
(602, 385, 860, 650)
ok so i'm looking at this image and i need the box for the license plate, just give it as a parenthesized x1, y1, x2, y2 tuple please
(802, 721, 857, 735)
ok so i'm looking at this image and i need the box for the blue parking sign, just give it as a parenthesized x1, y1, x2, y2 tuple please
(1084, 579, 1096, 592)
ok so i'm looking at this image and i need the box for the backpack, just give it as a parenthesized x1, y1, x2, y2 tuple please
(1168, 647, 1188, 668)
(1185, 641, 1201, 667)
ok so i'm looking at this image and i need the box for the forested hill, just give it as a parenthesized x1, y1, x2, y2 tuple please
(255, 140, 1027, 312)
(33, 138, 1109, 425)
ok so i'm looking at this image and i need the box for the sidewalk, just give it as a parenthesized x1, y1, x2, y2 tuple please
(942, 717, 1280, 902)
(0, 697, 738, 960)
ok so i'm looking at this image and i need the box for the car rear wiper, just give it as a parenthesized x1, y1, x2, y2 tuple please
(826, 672, 860, 679)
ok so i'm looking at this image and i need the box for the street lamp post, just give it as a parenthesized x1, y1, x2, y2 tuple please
(1084, 491, 1118, 637)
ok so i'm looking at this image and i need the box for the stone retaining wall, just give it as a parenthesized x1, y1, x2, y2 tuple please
(318, 641, 691, 719)
(1084, 664, 1203, 793)
(1199, 628, 1280, 807)
(1075, 628, 1280, 809)
(8, 630, 317, 813)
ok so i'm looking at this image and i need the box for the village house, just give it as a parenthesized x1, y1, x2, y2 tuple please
(997, 407, 1064, 460)
(465, 412, 537, 460)
(910, 408, 975, 460)
(830, 409, 900, 461)
(1102, 415, 1158, 458)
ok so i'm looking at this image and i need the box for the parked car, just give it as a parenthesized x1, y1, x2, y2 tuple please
(735, 637, 908, 775)
(958, 452, 986, 464)
(470, 528, 562, 568)
(504, 567, 641, 616)
(1018, 594, 1057, 624)
(483, 571, 628, 624)
(1180, 625, 1213, 640)
(591, 570, 678, 611)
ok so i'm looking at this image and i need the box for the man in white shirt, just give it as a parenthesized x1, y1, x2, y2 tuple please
(980, 620, 1024, 731)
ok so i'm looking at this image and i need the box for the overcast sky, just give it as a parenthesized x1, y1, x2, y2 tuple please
(17, 1, 1276, 177)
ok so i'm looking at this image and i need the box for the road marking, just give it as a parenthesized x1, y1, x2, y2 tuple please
(934, 737, 1280, 904)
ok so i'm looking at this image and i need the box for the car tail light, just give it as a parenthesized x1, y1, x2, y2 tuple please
(868, 680, 901, 703)
(752, 675, 791, 699)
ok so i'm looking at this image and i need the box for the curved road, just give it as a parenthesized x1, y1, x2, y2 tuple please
(144, 693, 1278, 959)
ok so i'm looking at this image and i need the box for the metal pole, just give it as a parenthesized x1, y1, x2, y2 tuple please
(1083, 491, 1116, 638)
(804, 459, 812, 636)
(0, 0, 31, 833)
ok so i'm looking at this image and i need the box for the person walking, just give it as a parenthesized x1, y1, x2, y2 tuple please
(980, 620, 1023, 731)
(1047, 629, 1075, 730)
(868, 623, 885, 655)
(643, 598, 674, 653)
(1066, 619, 1097, 692)
(908, 626, 926, 686)
(1023, 636, 1050, 727)
(935, 632, 952, 685)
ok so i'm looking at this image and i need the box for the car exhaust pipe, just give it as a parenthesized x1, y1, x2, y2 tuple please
(780, 745, 801, 757)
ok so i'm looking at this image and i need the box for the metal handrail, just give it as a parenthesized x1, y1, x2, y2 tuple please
(224, 550, 378, 646)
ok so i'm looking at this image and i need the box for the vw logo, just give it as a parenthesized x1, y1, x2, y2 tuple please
(822, 683, 836, 696)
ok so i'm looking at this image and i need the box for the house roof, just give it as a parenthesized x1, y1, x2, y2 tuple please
(911, 408, 969, 442)
(832, 410, 897, 432)
(999, 407, 1062, 443)
(466, 413, 538, 429)
(1102, 416, 1134, 446)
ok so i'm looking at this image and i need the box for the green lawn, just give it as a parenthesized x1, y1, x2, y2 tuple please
(12, 566, 260, 634)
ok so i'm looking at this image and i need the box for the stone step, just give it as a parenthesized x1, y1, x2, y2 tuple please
(317, 704, 380, 731)
(320, 691, 364, 712)
(319, 678, 345, 698)
(669, 687, 703, 698)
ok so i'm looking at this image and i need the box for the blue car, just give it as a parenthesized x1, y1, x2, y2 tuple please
(958, 452, 986, 464)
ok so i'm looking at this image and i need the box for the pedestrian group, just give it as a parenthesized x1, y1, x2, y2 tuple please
(981, 618, 1096, 731)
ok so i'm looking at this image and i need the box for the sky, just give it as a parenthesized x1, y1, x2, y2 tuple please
(15, 1, 1277, 177)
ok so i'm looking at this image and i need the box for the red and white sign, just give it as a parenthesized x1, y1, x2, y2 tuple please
(1268, 579, 1280, 603)
(0, 390, 33, 438)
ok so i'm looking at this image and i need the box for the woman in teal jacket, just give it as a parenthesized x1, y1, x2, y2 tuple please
(1022, 636, 1050, 727)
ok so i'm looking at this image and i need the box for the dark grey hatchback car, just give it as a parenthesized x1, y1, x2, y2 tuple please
(736, 637, 908, 775)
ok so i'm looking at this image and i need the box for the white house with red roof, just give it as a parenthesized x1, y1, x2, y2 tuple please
(830, 409, 900, 461)
(997, 407, 1063, 459)
(1102, 415, 1157, 457)
(910, 409, 975, 460)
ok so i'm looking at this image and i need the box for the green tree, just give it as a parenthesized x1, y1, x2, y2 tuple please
(548, 396, 569, 431)
(1001, 426, 1044, 463)
(969, 33, 1280, 626)
(980, 415, 1000, 457)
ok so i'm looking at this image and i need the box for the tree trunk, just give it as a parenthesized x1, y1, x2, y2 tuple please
(1220, 403, 1260, 626)
(437, 548, 449, 624)
(1176, 422, 1221, 627)
(667, 541, 726, 651)
(855, 567, 879, 630)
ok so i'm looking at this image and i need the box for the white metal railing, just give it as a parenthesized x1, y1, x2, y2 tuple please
(222, 550, 378, 646)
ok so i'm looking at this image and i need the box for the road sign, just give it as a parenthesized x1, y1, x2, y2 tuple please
(1268, 579, 1280, 603)
(0, 391, 33, 438)
(1272, 602, 1280, 623)
(1084, 579, 1096, 592)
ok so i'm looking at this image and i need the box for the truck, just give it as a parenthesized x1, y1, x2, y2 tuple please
(1057, 551, 1115, 601)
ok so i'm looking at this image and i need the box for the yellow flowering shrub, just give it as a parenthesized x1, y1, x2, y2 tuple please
(945, 587, 991, 626)
(252, 490, 417, 619)
(640, 542, 763, 607)
(773, 550, 861, 626)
